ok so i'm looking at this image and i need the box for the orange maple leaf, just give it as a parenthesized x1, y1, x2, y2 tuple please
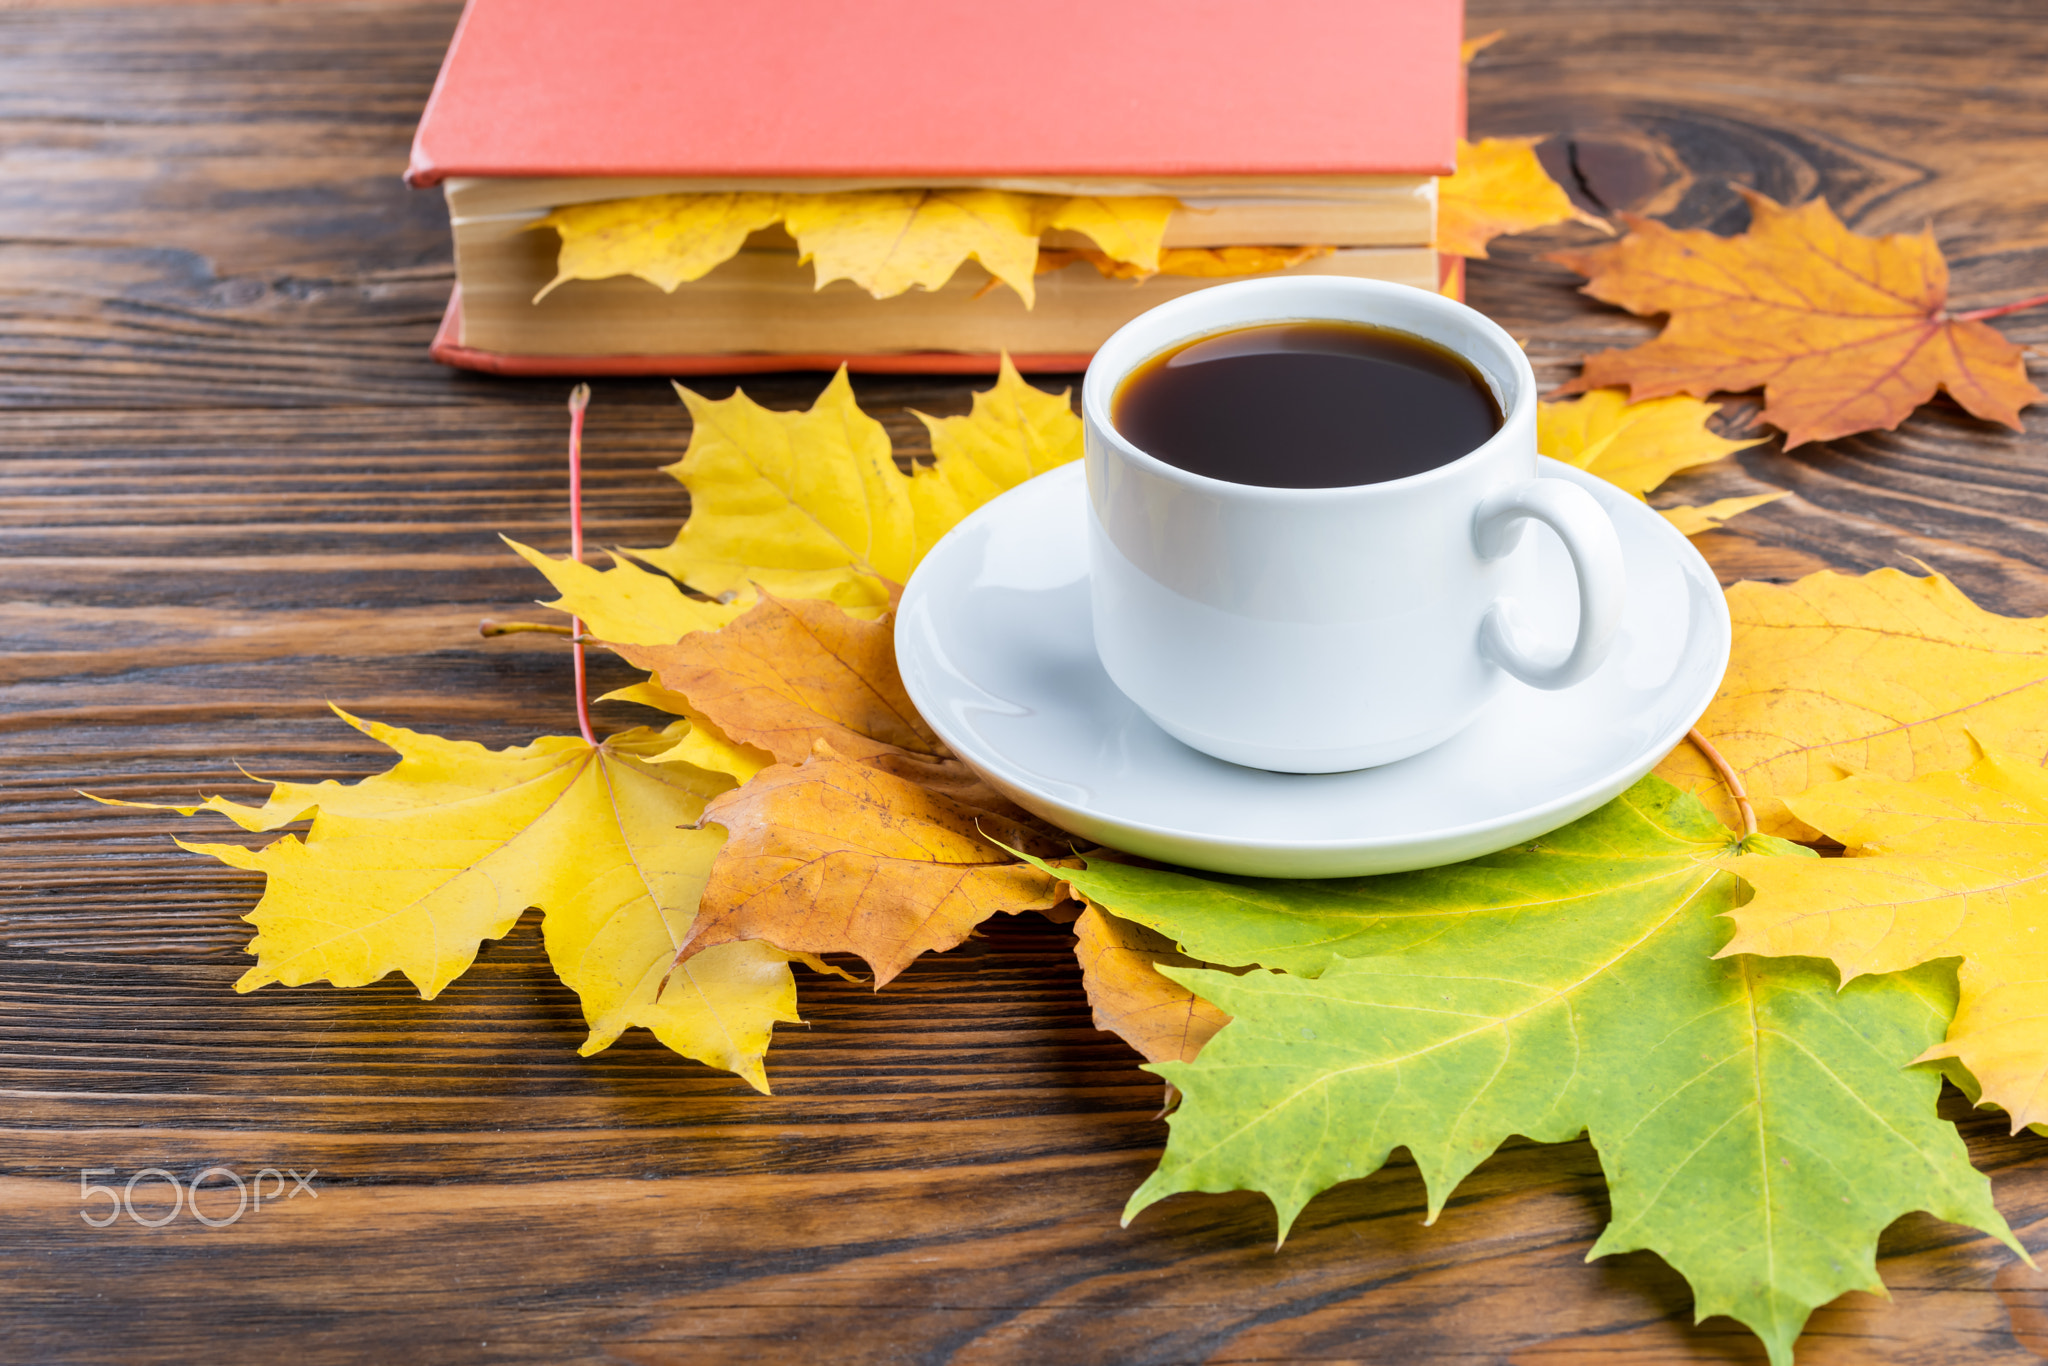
(1072, 903, 1233, 1067)
(1035, 244, 1335, 281)
(682, 744, 1064, 986)
(614, 592, 933, 767)
(1552, 189, 2047, 448)
(1460, 28, 1505, 63)
(610, 593, 1068, 985)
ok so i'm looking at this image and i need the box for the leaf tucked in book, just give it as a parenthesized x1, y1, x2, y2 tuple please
(784, 189, 1051, 306)
(534, 188, 1178, 307)
(1036, 244, 1335, 281)
(533, 191, 783, 299)
(1043, 777, 2023, 1366)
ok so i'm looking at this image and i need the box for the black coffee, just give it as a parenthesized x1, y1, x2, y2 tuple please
(1111, 320, 1504, 489)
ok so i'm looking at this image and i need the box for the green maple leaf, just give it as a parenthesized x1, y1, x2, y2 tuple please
(1048, 777, 2024, 1366)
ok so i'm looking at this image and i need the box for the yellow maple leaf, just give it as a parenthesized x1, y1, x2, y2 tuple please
(597, 680, 775, 784)
(1460, 28, 1505, 63)
(1655, 569, 2048, 838)
(1726, 748, 2048, 1127)
(629, 358, 1080, 617)
(1437, 136, 1610, 259)
(907, 356, 1090, 549)
(1551, 190, 2047, 447)
(1154, 244, 1334, 277)
(505, 539, 750, 645)
(1042, 195, 1178, 275)
(1038, 244, 1334, 281)
(784, 188, 1047, 305)
(531, 191, 783, 301)
(534, 188, 1177, 309)
(1538, 387, 1765, 498)
(101, 709, 813, 1091)
(624, 367, 908, 611)
(1658, 491, 1787, 536)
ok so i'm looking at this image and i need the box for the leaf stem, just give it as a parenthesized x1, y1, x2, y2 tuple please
(1952, 290, 2048, 323)
(1687, 726, 1757, 838)
(567, 383, 595, 746)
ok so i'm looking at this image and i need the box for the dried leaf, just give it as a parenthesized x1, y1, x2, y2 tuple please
(631, 367, 906, 611)
(1658, 491, 1787, 536)
(1552, 190, 2045, 447)
(1436, 137, 1610, 260)
(613, 592, 1038, 821)
(1045, 778, 2021, 1366)
(596, 680, 775, 784)
(630, 360, 1081, 619)
(1460, 28, 1505, 62)
(1073, 903, 1233, 1065)
(1041, 195, 1178, 274)
(103, 709, 811, 1091)
(612, 589, 1065, 982)
(785, 188, 1047, 305)
(1037, 244, 1334, 281)
(1054, 244, 1338, 280)
(532, 191, 783, 300)
(908, 356, 1090, 547)
(536, 189, 1175, 307)
(1727, 748, 2048, 1128)
(1538, 387, 1764, 498)
(506, 540, 749, 645)
(1654, 568, 2048, 838)
(681, 746, 1064, 986)
(615, 592, 940, 767)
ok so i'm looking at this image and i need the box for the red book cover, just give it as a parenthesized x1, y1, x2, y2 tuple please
(412, 0, 1464, 373)
(408, 0, 1464, 186)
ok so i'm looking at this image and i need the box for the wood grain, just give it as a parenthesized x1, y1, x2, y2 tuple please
(3, 2, 2047, 1362)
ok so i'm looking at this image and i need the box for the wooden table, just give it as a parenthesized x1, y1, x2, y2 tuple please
(5, 2, 2047, 1361)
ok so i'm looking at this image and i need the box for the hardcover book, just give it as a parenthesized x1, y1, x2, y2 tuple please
(409, 0, 1466, 373)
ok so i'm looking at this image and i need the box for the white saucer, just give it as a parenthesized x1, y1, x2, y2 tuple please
(895, 460, 1730, 877)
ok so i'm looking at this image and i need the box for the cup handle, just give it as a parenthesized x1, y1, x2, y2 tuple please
(1471, 478, 1626, 690)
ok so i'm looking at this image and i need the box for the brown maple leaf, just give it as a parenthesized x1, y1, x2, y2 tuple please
(680, 743, 1064, 985)
(1072, 903, 1233, 1067)
(1551, 189, 2046, 447)
(614, 592, 934, 766)
(608, 593, 1068, 986)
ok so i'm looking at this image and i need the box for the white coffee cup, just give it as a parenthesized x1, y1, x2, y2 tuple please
(1082, 276, 1625, 774)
